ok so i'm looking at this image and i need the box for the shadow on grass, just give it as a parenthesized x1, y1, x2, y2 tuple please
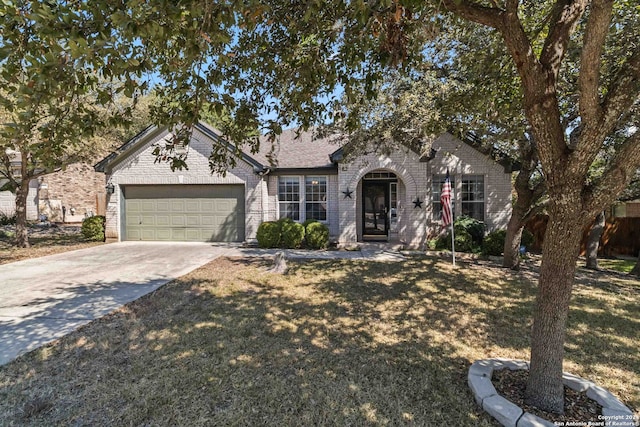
(0, 257, 637, 425)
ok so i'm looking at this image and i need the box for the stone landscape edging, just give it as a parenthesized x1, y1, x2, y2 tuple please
(468, 358, 637, 427)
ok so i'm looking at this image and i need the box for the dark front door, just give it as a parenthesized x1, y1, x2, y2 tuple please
(362, 181, 389, 239)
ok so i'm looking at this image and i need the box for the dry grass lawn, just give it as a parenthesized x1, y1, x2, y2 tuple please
(0, 233, 103, 265)
(0, 256, 638, 426)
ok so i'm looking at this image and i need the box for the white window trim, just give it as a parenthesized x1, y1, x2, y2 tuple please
(461, 174, 486, 222)
(277, 175, 329, 223)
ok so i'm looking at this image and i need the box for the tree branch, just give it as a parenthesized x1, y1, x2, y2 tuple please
(600, 49, 640, 133)
(585, 131, 640, 213)
(577, 0, 613, 125)
(440, 0, 504, 28)
(539, 0, 588, 78)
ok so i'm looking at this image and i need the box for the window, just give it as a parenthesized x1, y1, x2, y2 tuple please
(432, 175, 456, 222)
(389, 182, 398, 231)
(278, 177, 300, 221)
(278, 176, 327, 222)
(461, 175, 485, 221)
(305, 176, 327, 221)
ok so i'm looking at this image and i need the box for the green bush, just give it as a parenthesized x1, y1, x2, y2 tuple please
(281, 221, 305, 248)
(482, 229, 507, 256)
(305, 221, 329, 249)
(81, 215, 105, 241)
(303, 219, 319, 228)
(437, 229, 474, 252)
(521, 229, 534, 250)
(256, 221, 281, 248)
(454, 216, 485, 246)
(0, 211, 16, 226)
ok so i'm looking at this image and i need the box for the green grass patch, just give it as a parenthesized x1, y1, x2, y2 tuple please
(595, 258, 636, 274)
(0, 257, 638, 426)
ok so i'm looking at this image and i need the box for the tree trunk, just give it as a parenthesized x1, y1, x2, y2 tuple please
(525, 201, 585, 414)
(14, 177, 31, 248)
(503, 204, 526, 270)
(585, 211, 605, 270)
(630, 252, 640, 276)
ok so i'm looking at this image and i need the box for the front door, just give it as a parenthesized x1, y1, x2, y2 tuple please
(362, 181, 389, 240)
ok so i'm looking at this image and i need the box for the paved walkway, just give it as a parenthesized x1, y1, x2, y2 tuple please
(0, 242, 407, 366)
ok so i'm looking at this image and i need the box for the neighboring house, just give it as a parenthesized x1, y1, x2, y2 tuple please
(0, 181, 38, 220)
(38, 163, 107, 222)
(0, 164, 106, 223)
(94, 121, 513, 248)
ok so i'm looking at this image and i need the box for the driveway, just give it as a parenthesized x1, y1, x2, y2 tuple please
(0, 242, 243, 366)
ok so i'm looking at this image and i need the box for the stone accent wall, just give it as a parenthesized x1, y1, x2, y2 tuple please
(40, 163, 106, 222)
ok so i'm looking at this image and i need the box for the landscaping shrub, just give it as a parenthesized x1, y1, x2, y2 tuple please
(521, 229, 534, 250)
(303, 219, 319, 228)
(481, 228, 535, 256)
(482, 229, 507, 256)
(81, 215, 105, 241)
(437, 229, 474, 252)
(305, 221, 329, 249)
(454, 215, 485, 247)
(256, 221, 281, 248)
(281, 220, 305, 248)
(0, 211, 16, 226)
(436, 216, 485, 253)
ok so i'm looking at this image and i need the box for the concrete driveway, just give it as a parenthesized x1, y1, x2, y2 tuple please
(0, 242, 243, 366)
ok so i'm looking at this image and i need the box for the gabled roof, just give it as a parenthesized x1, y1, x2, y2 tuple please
(251, 129, 341, 170)
(94, 121, 517, 175)
(94, 122, 341, 174)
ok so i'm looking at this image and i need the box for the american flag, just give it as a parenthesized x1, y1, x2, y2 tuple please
(441, 170, 452, 227)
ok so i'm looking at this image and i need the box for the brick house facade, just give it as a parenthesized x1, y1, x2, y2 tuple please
(95, 122, 513, 248)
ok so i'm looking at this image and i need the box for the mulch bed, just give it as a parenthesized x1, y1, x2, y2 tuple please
(492, 369, 603, 425)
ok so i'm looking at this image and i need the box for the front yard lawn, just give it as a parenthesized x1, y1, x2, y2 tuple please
(0, 257, 638, 426)
(0, 226, 104, 265)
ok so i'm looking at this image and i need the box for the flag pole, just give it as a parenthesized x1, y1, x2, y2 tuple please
(450, 214, 456, 266)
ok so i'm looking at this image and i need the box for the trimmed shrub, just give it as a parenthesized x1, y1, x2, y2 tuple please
(303, 218, 319, 228)
(437, 229, 474, 252)
(281, 221, 305, 248)
(454, 215, 485, 247)
(482, 229, 507, 256)
(257, 221, 281, 248)
(81, 215, 105, 241)
(305, 221, 329, 249)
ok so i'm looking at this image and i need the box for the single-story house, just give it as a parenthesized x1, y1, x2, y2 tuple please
(94, 121, 513, 248)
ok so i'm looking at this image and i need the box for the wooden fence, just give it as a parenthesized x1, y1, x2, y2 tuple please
(525, 215, 640, 257)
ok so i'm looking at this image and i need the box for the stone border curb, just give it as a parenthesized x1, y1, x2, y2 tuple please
(467, 358, 637, 427)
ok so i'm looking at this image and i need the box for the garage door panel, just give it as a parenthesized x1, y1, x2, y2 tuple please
(155, 215, 170, 226)
(156, 201, 170, 212)
(124, 185, 244, 242)
(201, 200, 215, 211)
(156, 229, 171, 240)
(171, 215, 186, 226)
(185, 215, 201, 226)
